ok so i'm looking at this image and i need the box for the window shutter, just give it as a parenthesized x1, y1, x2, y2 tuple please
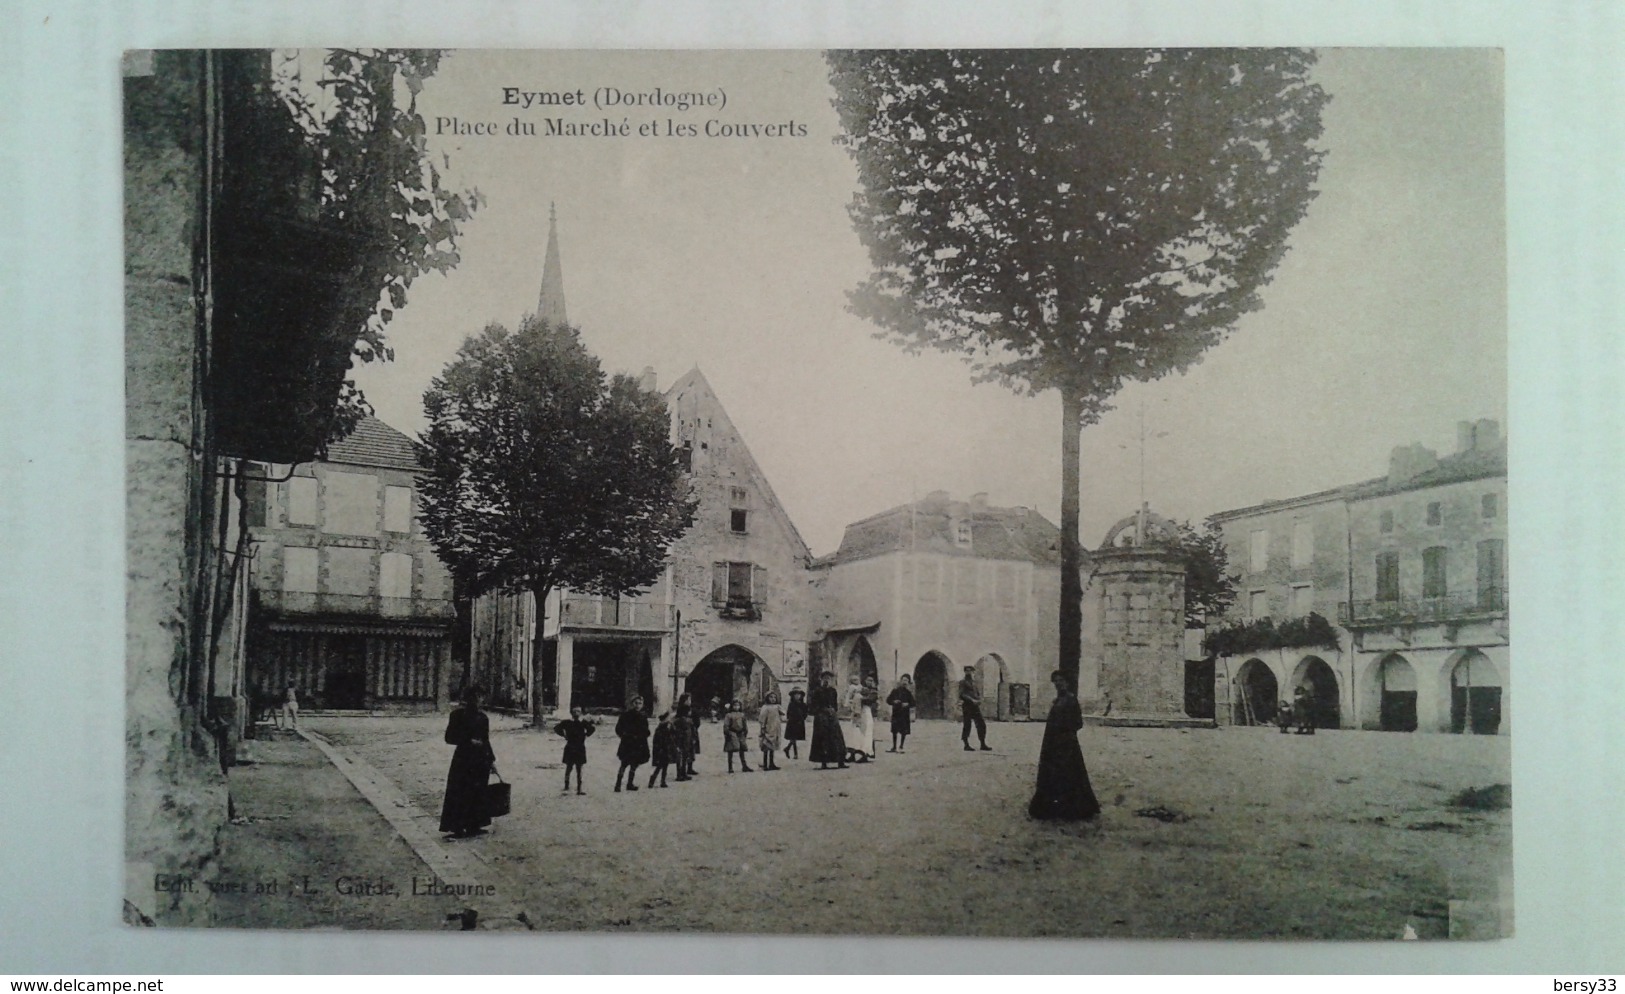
(711, 562, 728, 605)
(752, 565, 767, 605)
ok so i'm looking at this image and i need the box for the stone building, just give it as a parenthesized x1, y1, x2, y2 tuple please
(243, 415, 457, 713)
(1207, 420, 1509, 734)
(470, 366, 822, 716)
(813, 492, 1081, 722)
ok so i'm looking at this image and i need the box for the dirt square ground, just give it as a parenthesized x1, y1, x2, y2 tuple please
(303, 711, 1511, 940)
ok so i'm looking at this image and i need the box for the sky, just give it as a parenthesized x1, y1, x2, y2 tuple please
(350, 48, 1506, 557)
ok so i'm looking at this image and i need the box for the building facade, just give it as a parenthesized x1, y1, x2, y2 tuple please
(1208, 420, 1508, 734)
(244, 416, 457, 712)
(813, 491, 1086, 722)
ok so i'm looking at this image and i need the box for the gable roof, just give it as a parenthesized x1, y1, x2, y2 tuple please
(323, 415, 422, 472)
(664, 367, 813, 562)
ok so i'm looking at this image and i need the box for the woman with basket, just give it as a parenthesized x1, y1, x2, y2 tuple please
(439, 686, 498, 839)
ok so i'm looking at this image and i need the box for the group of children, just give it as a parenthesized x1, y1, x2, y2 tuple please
(551, 689, 817, 794)
(1275, 685, 1318, 735)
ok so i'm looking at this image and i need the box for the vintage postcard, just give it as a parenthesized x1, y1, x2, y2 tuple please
(123, 47, 1508, 938)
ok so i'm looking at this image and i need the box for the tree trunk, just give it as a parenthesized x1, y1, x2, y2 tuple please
(1059, 389, 1084, 694)
(530, 583, 551, 728)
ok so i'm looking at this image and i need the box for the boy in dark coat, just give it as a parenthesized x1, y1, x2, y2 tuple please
(614, 695, 652, 793)
(673, 702, 696, 781)
(554, 706, 595, 794)
(648, 712, 676, 788)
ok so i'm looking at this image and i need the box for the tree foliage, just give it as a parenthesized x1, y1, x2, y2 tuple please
(1202, 612, 1341, 658)
(268, 48, 482, 441)
(828, 48, 1326, 408)
(1174, 519, 1238, 628)
(827, 49, 1326, 685)
(416, 317, 698, 605)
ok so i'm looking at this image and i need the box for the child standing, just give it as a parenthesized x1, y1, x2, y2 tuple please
(757, 693, 784, 771)
(648, 712, 675, 788)
(723, 700, 753, 773)
(554, 706, 596, 794)
(281, 682, 299, 730)
(783, 687, 808, 760)
(672, 701, 695, 781)
(614, 696, 651, 793)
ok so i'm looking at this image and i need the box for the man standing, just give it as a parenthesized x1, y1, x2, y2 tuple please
(959, 666, 990, 751)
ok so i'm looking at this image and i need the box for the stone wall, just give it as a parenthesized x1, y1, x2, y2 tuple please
(124, 50, 228, 926)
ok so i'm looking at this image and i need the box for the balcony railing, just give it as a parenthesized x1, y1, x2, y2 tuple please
(1337, 586, 1508, 627)
(254, 589, 455, 620)
(557, 594, 675, 631)
(711, 597, 765, 621)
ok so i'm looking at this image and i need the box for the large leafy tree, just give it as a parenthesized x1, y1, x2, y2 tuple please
(827, 49, 1326, 689)
(1175, 519, 1238, 629)
(417, 317, 697, 721)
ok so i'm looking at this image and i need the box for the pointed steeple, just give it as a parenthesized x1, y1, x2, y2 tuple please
(537, 202, 568, 327)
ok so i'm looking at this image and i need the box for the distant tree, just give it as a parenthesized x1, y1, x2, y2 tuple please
(1175, 519, 1238, 629)
(416, 317, 697, 722)
(827, 49, 1326, 689)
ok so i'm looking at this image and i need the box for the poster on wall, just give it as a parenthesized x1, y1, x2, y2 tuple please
(123, 47, 1509, 938)
(781, 639, 809, 680)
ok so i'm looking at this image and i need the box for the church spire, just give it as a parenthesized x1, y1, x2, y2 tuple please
(537, 201, 568, 327)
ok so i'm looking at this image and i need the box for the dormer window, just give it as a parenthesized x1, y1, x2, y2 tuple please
(954, 518, 973, 547)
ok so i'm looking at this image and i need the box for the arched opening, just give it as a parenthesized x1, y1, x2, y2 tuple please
(850, 637, 879, 690)
(975, 653, 1009, 720)
(1378, 654, 1418, 732)
(1450, 650, 1503, 734)
(1233, 658, 1278, 726)
(913, 651, 951, 719)
(1291, 656, 1341, 730)
(685, 644, 775, 715)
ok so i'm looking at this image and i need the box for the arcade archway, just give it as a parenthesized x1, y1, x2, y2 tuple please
(1291, 656, 1341, 730)
(913, 651, 952, 719)
(1233, 657, 1278, 726)
(1377, 653, 1418, 732)
(975, 653, 1009, 720)
(685, 644, 777, 714)
(1450, 650, 1503, 734)
(850, 637, 879, 690)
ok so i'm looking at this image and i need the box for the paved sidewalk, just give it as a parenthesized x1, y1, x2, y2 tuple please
(213, 729, 530, 930)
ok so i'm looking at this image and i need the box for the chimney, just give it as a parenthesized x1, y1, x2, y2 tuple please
(1473, 418, 1500, 450)
(1388, 445, 1412, 485)
(1389, 443, 1439, 485)
(639, 366, 657, 393)
(1457, 420, 1477, 454)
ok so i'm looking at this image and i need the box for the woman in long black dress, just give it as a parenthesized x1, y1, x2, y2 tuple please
(1028, 671, 1101, 822)
(886, 674, 915, 753)
(808, 671, 848, 769)
(439, 686, 496, 838)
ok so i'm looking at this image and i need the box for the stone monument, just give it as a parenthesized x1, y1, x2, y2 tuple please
(1089, 504, 1213, 728)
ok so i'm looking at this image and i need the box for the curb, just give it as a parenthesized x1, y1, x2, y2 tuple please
(297, 728, 534, 930)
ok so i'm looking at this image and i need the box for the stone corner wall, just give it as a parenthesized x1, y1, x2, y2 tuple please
(124, 49, 228, 926)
